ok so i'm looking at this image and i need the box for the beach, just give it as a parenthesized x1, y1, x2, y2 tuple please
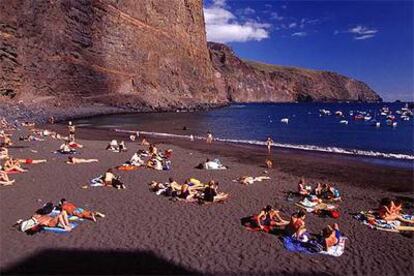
(1, 125, 413, 275)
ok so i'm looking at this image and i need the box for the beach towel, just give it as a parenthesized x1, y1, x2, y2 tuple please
(353, 212, 402, 232)
(282, 236, 346, 256)
(89, 176, 104, 187)
(116, 165, 138, 171)
(295, 200, 337, 213)
(43, 223, 78, 233)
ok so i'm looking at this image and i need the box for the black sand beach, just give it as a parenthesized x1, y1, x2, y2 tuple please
(1, 125, 413, 275)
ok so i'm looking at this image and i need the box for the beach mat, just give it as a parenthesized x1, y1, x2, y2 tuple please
(295, 202, 337, 213)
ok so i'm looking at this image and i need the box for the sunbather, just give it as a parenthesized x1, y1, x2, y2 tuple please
(2, 157, 27, 172)
(319, 223, 342, 251)
(198, 158, 227, 170)
(378, 198, 413, 223)
(149, 144, 158, 155)
(0, 147, 8, 160)
(285, 210, 308, 241)
(234, 176, 271, 185)
(103, 168, 126, 189)
(202, 180, 228, 203)
(177, 184, 196, 200)
(141, 138, 150, 146)
(119, 141, 127, 152)
(59, 141, 76, 154)
(0, 168, 15, 185)
(106, 140, 119, 151)
(298, 177, 311, 196)
(58, 199, 105, 222)
(257, 205, 289, 230)
(66, 156, 98, 164)
(128, 152, 144, 166)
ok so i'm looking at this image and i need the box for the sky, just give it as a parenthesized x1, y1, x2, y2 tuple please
(203, 0, 414, 102)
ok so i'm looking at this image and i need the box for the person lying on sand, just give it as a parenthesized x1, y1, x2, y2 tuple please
(2, 157, 28, 173)
(146, 155, 163, 170)
(19, 135, 44, 142)
(196, 158, 228, 170)
(66, 156, 98, 164)
(21, 122, 35, 127)
(233, 176, 271, 185)
(0, 167, 15, 185)
(377, 198, 413, 223)
(59, 141, 77, 154)
(177, 183, 196, 201)
(58, 198, 105, 222)
(103, 168, 126, 189)
(149, 144, 158, 155)
(257, 205, 289, 230)
(141, 138, 150, 146)
(106, 140, 119, 151)
(201, 180, 228, 203)
(319, 183, 341, 201)
(1, 134, 13, 147)
(319, 223, 343, 251)
(0, 147, 9, 160)
(128, 152, 144, 166)
(16, 203, 72, 233)
(119, 141, 127, 152)
(285, 210, 308, 241)
(298, 177, 311, 196)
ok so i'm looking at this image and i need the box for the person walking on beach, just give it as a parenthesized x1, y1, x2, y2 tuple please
(206, 131, 213, 144)
(266, 137, 273, 154)
(68, 121, 76, 142)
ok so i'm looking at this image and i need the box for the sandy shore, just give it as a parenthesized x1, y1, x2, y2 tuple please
(1, 125, 413, 275)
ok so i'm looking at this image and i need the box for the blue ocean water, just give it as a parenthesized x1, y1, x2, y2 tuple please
(74, 103, 414, 160)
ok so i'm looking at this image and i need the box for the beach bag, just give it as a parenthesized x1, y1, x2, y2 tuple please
(330, 210, 340, 219)
(20, 218, 38, 232)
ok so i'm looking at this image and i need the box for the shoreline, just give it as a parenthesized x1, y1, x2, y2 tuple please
(48, 124, 413, 194)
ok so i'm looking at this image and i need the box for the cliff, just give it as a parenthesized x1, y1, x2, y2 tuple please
(0, 0, 226, 112)
(0, 0, 381, 122)
(208, 42, 381, 103)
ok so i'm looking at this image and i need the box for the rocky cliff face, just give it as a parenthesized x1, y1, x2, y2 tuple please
(0, 0, 380, 121)
(208, 42, 381, 103)
(1, 0, 226, 112)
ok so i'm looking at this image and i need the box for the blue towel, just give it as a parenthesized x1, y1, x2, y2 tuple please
(282, 236, 323, 254)
(43, 223, 78, 233)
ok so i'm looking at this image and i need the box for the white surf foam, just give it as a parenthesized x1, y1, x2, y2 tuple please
(115, 129, 414, 161)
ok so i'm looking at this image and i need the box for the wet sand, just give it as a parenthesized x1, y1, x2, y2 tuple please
(0, 125, 413, 275)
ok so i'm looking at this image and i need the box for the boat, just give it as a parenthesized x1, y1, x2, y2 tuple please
(335, 111, 343, 117)
(392, 122, 398, 127)
(280, 118, 289, 124)
(339, 120, 348, 125)
(353, 114, 364, 120)
(364, 115, 372, 121)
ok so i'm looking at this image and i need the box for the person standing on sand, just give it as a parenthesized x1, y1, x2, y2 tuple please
(68, 121, 76, 142)
(266, 137, 273, 154)
(206, 131, 213, 144)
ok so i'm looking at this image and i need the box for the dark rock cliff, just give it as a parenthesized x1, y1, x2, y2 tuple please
(1, 0, 226, 112)
(208, 42, 381, 103)
(0, 0, 381, 121)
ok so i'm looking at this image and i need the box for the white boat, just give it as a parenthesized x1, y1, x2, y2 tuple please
(280, 118, 289, 124)
(392, 122, 398, 127)
(364, 116, 372, 121)
(335, 111, 343, 117)
(375, 122, 381, 127)
(339, 120, 348, 125)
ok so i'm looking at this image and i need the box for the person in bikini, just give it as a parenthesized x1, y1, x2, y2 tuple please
(66, 156, 98, 164)
(0, 167, 15, 185)
(0, 147, 9, 160)
(266, 137, 273, 154)
(2, 157, 28, 173)
(257, 205, 289, 230)
(103, 168, 125, 189)
(58, 199, 105, 222)
(320, 223, 342, 251)
(285, 210, 308, 241)
(378, 198, 412, 223)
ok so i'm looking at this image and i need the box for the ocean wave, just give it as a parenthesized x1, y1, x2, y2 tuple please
(115, 129, 414, 161)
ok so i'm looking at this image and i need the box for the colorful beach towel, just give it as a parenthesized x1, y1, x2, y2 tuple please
(353, 212, 408, 232)
(295, 201, 337, 213)
(282, 236, 346, 257)
(43, 222, 78, 234)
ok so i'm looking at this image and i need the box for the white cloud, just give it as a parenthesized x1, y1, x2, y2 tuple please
(243, 7, 255, 15)
(340, 25, 379, 40)
(291, 32, 307, 37)
(288, 22, 297, 28)
(354, 34, 375, 40)
(348, 25, 378, 35)
(204, 0, 271, 43)
(270, 12, 284, 21)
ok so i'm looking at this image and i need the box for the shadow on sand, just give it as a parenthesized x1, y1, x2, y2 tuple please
(1, 248, 198, 275)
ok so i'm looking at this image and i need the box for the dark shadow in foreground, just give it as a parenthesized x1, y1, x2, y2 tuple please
(1, 249, 199, 275)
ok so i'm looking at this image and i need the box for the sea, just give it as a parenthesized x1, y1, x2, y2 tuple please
(73, 102, 414, 168)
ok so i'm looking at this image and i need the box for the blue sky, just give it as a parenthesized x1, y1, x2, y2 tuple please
(203, 0, 413, 101)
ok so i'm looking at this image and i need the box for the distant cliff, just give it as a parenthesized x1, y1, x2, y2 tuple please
(0, 0, 381, 121)
(208, 42, 381, 103)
